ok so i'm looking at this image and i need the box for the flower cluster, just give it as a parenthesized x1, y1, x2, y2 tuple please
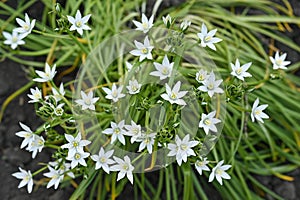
(9, 9, 292, 195)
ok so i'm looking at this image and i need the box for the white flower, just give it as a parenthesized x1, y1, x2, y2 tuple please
(125, 61, 133, 71)
(251, 98, 269, 123)
(197, 23, 222, 51)
(126, 79, 142, 94)
(27, 87, 42, 103)
(199, 111, 221, 134)
(132, 13, 154, 33)
(14, 13, 36, 37)
(12, 167, 34, 193)
(33, 63, 57, 82)
(198, 71, 223, 97)
(91, 147, 115, 174)
(124, 120, 142, 143)
(130, 36, 153, 62)
(230, 59, 252, 81)
(3, 31, 25, 49)
(195, 69, 208, 83)
(150, 55, 174, 80)
(66, 150, 90, 169)
(67, 10, 91, 35)
(111, 156, 134, 184)
(53, 103, 65, 116)
(43, 166, 64, 189)
(15, 122, 34, 149)
(26, 134, 45, 158)
(269, 51, 291, 70)
(162, 14, 172, 27)
(52, 83, 65, 102)
(49, 159, 75, 179)
(167, 135, 199, 166)
(136, 132, 156, 154)
(208, 160, 231, 185)
(103, 120, 126, 145)
(161, 81, 188, 106)
(75, 90, 99, 111)
(61, 133, 91, 157)
(180, 20, 191, 31)
(103, 83, 125, 102)
(195, 157, 210, 175)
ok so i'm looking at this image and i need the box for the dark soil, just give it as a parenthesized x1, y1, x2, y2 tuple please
(0, 0, 300, 200)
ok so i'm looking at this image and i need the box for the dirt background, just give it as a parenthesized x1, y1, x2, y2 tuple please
(0, 0, 299, 199)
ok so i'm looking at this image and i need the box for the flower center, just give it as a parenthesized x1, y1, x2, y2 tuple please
(204, 35, 212, 42)
(34, 93, 41, 99)
(207, 83, 214, 90)
(75, 153, 81, 160)
(198, 74, 205, 81)
(112, 90, 118, 98)
(75, 21, 82, 28)
(161, 67, 169, 75)
(235, 68, 242, 75)
(170, 92, 177, 100)
(84, 98, 91, 105)
(122, 164, 129, 171)
(100, 157, 107, 163)
(142, 22, 148, 29)
(38, 139, 44, 146)
(12, 36, 18, 43)
(144, 137, 150, 144)
(55, 107, 64, 116)
(180, 144, 188, 151)
(141, 48, 148, 54)
(216, 168, 223, 175)
(255, 110, 261, 115)
(275, 59, 283, 66)
(73, 141, 79, 147)
(204, 118, 211, 125)
(131, 85, 138, 92)
(114, 128, 121, 135)
(132, 128, 139, 135)
(196, 161, 204, 167)
(23, 24, 30, 31)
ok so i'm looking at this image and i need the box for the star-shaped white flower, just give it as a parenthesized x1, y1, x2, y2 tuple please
(53, 103, 65, 116)
(161, 81, 188, 106)
(43, 166, 64, 189)
(61, 133, 91, 157)
(26, 134, 45, 158)
(75, 90, 99, 111)
(103, 120, 126, 145)
(269, 51, 291, 70)
(208, 160, 231, 185)
(111, 156, 135, 184)
(33, 63, 57, 82)
(195, 69, 208, 83)
(91, 147, 115, 174)
(132, 13, 154, 33)
(103, 83, 125, 102)
(199, 110, 221, 134)
(15, 122, 34, 149)
(197, 23, 222, 51)
(198, 71, 223, 97)
(27, 87, 42, 103)
(251, 98, 269, 123)
(180, 20, 191, 32)
(162, 14, 172, 27)
(52, 83, 65, 102)
(150, 55, 174, 80)
(230, 59, 252, 81)
(48, 159, 75, 179)
(195, 157, 210, 175)
(167, 135, 199, 166)
(3, 31, 25, 49)
(66, 150, 90, 169)
(130, 36, 153, 62)
(12, 167, 34, 193)
(136, 132, 156, 154)
(124, 120, 142, 143)
(14, 13, 36, 37)
(126, 79, 142, 94)
(67, 10, 91, 35)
